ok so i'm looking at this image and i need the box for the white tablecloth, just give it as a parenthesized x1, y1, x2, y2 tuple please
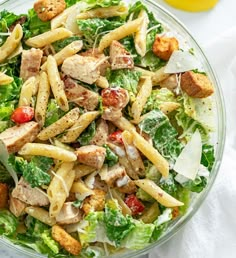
(1, 0, 236, 257)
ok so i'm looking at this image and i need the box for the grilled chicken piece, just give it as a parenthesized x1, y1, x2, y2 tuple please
(9, 195, 27, 217)
(0, 121, 40, 153)
(61, 55, 100, 84)
(117, 180, 137, 194)
(12, 177, 49, 206)
(64, 77, 99, 110)
(20, 48, 43, 81)
(82, 189, 106, 215)
(110, 40, 134, 70)
(34, 0, 66, 21)
(75, 145, 106, 169)
(89, 119, 108, 146)
(80, 48, 110, 76)
(0, 183, 8, 208)
(101, 164, 127, 187)
(56, 202, 81, 225)
(181, 71, 214, 98)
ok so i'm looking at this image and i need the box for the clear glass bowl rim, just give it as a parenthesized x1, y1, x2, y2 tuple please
(0, 0, 226, 257)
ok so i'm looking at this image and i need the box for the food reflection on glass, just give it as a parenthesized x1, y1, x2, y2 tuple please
(0, 0, 217, 257)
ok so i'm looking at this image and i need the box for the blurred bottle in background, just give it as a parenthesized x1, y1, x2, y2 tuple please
(164, 0, 219, 12)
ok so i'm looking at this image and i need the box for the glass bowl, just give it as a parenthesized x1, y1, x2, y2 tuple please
(0, 0, 226, 257)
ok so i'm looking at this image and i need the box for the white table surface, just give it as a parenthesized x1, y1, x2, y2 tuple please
(1, 0, 235, 257)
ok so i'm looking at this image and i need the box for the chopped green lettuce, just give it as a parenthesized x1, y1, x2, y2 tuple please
(143, 88, 177, 114)
(151, 208, 172, 241)
(45, 99, 67, 127)
(41, 231, 59, 254)
(182, 175, 207, 193)
(107, 69, 141, 101)
(9, 155, 53, 187)
(121, 221, 155, 250)
(80, 246, 105, 258)
(0, 101, 15, 132)
(159, 173, 178, 197)
(136, 188, 155, 202)
(139, 109, 183, 164)
(66, 0, 121, 8)
(77, 18, 124, 49)
(0, 210, 18, 236)
(23, 9, 50, 39)
(201, 144, 215, 171)
(104, 200, 135, 246)
(78, 121, 96, 146)
(103, 144, 119, 167)
(52, 36, 81, 52)
(0, 162, 13, 183)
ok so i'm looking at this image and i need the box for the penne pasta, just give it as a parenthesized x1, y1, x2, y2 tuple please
(95, 76, 109, 89)
(110, 189, 132, 216)
(98, 17, 144, 52)
(0, 24, 23, 63)
(112, 116, 136, 132)
(60, 111, 100, 143)
(35, 72, 50, 127)
(135, 179, 184, 207)
(128, 130, 169, 178)
(74, 164, 96, 180)
(131, 76, 152, 123)
(18, 143, 77, 162)
(134, 9, 149, 57)
(25, 28, 73, 48)
(122, 131, 145, 177)
(41, 40, 83, 70)
(25, 206, 56, 226)
(47, 162, 75, 217)
(77, 5, 128, 20)
(47, 55, 69, 111)
(159, 102, 181, 115)
(18, 77, 36, 107)
(0, 72, 13, 85)
(152, 66, 170, 85)
(51, 4, 78, 29)
(37, 108, 80, 140)
(71, 180, 94, 200)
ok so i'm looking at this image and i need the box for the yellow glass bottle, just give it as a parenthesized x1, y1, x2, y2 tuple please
(164, 0, 219, 12)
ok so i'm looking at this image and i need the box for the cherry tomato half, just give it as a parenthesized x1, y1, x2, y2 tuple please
(125, 194, 145, 215)
(11, 106, 34, 124)
(108, 130, 123, 145)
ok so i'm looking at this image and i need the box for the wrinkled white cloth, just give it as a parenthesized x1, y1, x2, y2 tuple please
(150, 27, 236, 258)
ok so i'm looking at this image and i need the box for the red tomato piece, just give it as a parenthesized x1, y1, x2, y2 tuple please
(125, 194, 145, 215)
(11, 106, 34, 124)
(108, 130, 123, 145)
(101, 87, 129, 109)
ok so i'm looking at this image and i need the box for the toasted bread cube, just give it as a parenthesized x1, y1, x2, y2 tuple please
(181, 71, 214, 98)
(52, 225, 82, 255)
(0, 183, 8, 208)
(82, 189, 106, 215)
(152, 36, 179, 61)
(34, 0, 66, 21)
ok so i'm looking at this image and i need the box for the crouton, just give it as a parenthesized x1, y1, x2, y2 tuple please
(34, 0, 66, 22)
(52, 225, 82, 255)
(0, 183, 8, 208)
(82, 189, 106, 215)
(152, 36, 179, 61)
(181, 71, 214, 98)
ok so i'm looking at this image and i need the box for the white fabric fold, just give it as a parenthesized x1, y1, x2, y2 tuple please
(150, 27, 236, 258)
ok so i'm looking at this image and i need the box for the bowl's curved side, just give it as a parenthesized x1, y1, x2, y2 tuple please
(0, 0, 226, 257)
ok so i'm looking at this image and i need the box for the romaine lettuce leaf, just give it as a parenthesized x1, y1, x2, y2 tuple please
(143, 88, 177, 114)
(159, 173, 178, 197)
(103, 144, 119, 167)
(139, 109, 183, 164)
(77, 18, 124, 49)
(201, 144, 215, 171)
(52, 36, 81, 52)
(107, 69, 141, 101)
(66, 0, 121, 8)
(9, 155, 52, 188)
(0, 210, 18, 236)
(104, 200, 135, 246)
(78, 121, 96, 146)
(121, 221, 155, 250)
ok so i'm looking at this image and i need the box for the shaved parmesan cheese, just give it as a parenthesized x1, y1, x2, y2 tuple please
(165, 50, 200, 74)
(173, 130, 202, 180)
(0, 140, 18, 185)
(85, 170, 98, 189)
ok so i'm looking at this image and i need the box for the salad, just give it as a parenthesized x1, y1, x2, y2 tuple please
(0, 0, 216, 257)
